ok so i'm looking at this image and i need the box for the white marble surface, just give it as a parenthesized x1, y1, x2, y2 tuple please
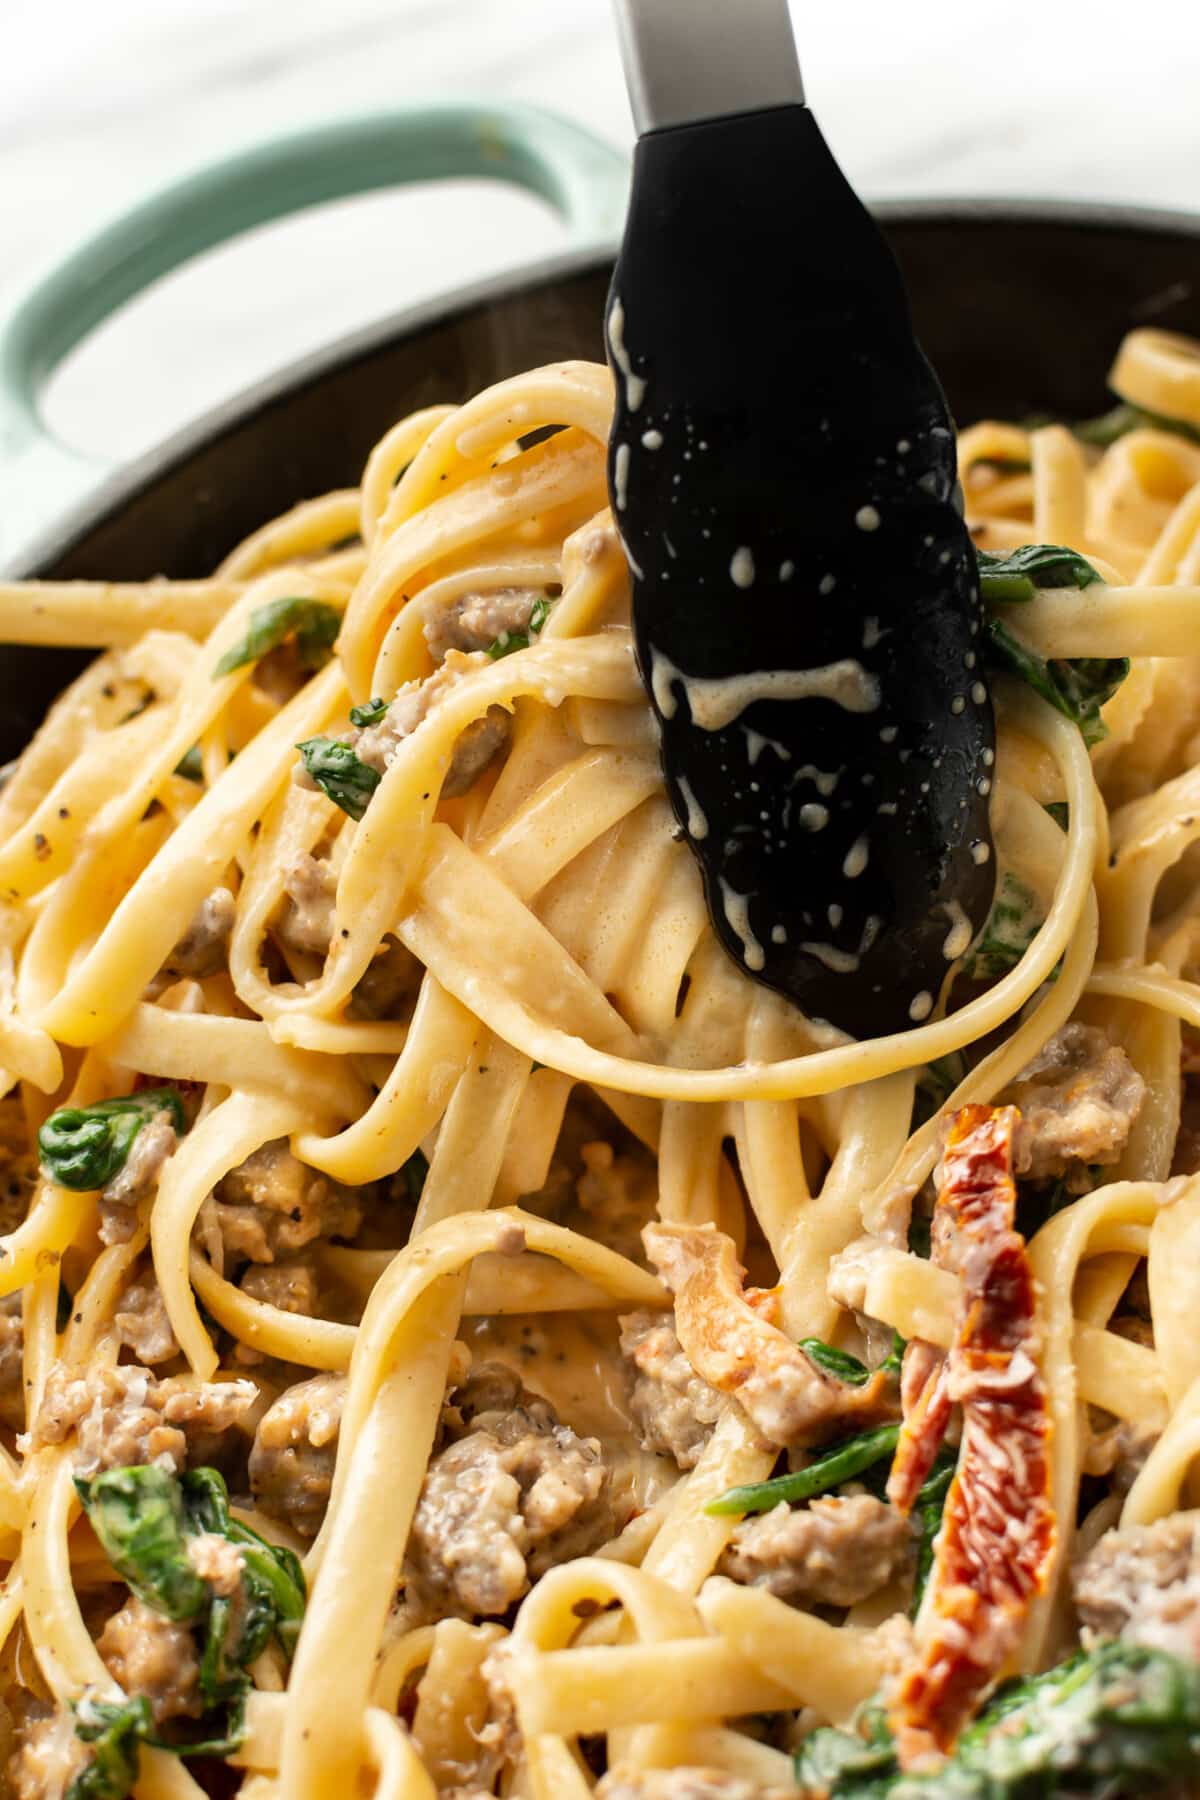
(3, 0, 1199, 468)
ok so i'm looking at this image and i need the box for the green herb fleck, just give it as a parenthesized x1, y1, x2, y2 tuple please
(800, 1335, 905, 1389)
(911, 1447, 957, 1615)
(985, 618, 1127, 748)
(181, 1467, 306, 1668)
(707, 1424, 900, 1516)
(174, 746, 203, 782)
(976, 542, 1103, 605)
(39, 1088, 186, 1192)
(487, 630, 528, 659)
(1075, 401, 1200, 449)
(349, 697, 388, 728)
(214, 596, 340, 678)
(971, 455, 1032, 475)
(485, 594, 552, 659)
(914, 1052, 967, 1127)
(75, 1466, 207, 1620)
(296, 737, 381, 822)
(961, 872, 1042, 981)
(800, 1339, 873, 1386)
(1017, 1167, 1104, 1238)
(72, 1466, 304, 1784)
(399, 1147, 429, 1208)
(68, 1695, 154, 1800)
(794, 1640, 1200, 1798)
(67, 1684, 248, 1798)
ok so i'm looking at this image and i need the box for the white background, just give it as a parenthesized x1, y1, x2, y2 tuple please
(2, 0, 1199, 465)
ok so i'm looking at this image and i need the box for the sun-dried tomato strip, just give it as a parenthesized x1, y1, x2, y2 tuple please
(887, 1338, 952, 1514)
(889, 1104, 1056, 1769)
(643, 1221, 895, 1448)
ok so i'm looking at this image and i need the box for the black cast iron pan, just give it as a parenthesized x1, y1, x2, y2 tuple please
(4, 179, 1200, 765)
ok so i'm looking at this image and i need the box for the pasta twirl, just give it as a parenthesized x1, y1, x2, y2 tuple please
(2, 330, 1200, 1798)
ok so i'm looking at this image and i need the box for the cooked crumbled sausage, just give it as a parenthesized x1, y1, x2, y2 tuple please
(1004, 1023, 1145, 1188)
(99, 1110, 178, 1243)
(719, 1495, 913, 1609)
(410, 1618, 509, 1792)
(575, 1142, 657, 1262)
(9, 1712, 89, 1800)
(596, 1771, 768, 1800)
(441, 712, 510, 798)
(1084, 1419, 1158, 1494)
(352, 653, 472, 768)
(406, 1373, 617, 1619)
(114, 1278, 179, 1365)
(423, 587, 542, 664)
(236, 1255, 321, 1365)
(240, 1255, 321, 1316)
(203, 1140, 363, 1265)
(249, 1372, 345, 1537)
(1073, 1511, 1200, 1659)
(29, 1362, 255, 1474)
(644, 1223, 893, 1450)
(277, 852, 336, 957)
(161, 885, 236, 978)
(0, 1294, 24, 1431)
(349, 935, 423, 1020)
(98, 1595, 201, 1721)
(619, 1310, 724, 1469)
(353, 651, 511, 799)
(442, 1362, 524, 1436)
(187, 1531, 245, 1597)
(0, 1143, 37, 1237)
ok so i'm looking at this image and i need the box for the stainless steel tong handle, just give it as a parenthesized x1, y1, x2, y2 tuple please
(611, 0, 804, 135)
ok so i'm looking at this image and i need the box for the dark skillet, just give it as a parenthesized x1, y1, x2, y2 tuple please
(6, 203, 1200, 769)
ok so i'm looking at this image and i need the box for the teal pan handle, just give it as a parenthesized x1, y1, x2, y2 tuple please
(0, 103, 629, 567)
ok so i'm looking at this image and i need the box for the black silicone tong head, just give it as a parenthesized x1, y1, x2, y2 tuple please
(607, 3, 996, 1039)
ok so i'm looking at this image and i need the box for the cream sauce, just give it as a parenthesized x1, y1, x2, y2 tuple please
(462, 1310, 674, 1510)
(614, 442, 631, 512)
(843, 835, 870, 879)
(941, 899, 974, 962)
(730, 547, 756, 589)
(795, 763, 840, 797)
(743, 727, 791, 766)
(676, 775, 708, 840)
(648, 651, 880, 729)
(800, 940, 860, 974)
(607, 298, 646, 412)
(719, 879, 766, 972)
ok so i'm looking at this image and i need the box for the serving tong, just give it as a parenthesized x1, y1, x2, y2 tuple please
(607, 0, 996, 1037)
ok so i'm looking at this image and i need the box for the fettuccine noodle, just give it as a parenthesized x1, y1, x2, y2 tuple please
(1, 326, 1200, 1797)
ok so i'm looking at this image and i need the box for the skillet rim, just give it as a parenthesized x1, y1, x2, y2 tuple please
(10, 194, 1200, 580)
